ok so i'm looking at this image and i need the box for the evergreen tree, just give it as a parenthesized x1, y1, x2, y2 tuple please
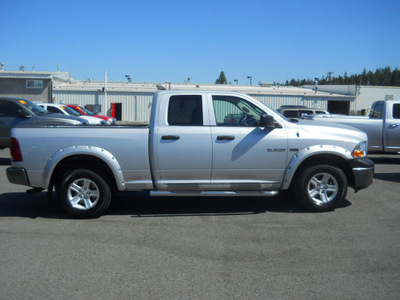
(286, 67, 400, 86)
(215, 71, 228, 84)
(391, 69, 400, 86)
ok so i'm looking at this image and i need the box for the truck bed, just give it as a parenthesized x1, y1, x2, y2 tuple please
(11, 125, 152, 189)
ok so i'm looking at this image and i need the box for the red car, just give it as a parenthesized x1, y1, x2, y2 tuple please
(67, 105, 116, 125)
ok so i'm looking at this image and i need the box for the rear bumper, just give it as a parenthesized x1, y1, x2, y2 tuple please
(6, 167, 30, 186)
(349, 158, 374, 191)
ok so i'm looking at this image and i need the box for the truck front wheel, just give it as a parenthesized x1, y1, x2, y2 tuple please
(294, 165, 348, 212)
(57, 169, 111, 218)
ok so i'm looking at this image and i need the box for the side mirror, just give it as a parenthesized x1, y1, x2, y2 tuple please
(17, 109, 31, 118)
(259, 114, 275, 128)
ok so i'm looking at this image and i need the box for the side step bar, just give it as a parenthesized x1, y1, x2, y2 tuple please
(150, 191, 279, 197)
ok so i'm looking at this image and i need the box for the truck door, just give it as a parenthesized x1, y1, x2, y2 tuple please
(152, 94, 212, 190)
(210, 95, 288, 191)
(386, 103, 400, 151)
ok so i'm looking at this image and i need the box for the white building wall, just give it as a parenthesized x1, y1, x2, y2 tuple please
(251, 94, 329, 110)
(356, 86, 400, 109)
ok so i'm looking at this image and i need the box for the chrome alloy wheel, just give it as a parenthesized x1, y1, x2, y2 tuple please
(67, 178, 100, 210)
(307, 172, 338, 206)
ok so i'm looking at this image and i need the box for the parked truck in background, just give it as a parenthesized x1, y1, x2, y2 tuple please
(6, 90, 374, 218)
(0, 97, 87, 149)
(306, 100, 400, 154)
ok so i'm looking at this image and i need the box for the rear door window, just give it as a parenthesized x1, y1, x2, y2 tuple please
(370, 102, 384, 119)
(0, 100, 19, 117)
(47, 106, 63, 114)
(168, 95, 203, 126)
(393, 104, 400, 119)
(283, 111, 298, 118)
(299, 110, 313, 116)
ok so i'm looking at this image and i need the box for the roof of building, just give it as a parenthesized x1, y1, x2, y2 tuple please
(53, 79, 354, 100)
(0, 70, 71, 81)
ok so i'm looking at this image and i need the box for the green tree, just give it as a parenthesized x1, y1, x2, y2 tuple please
(391, 68, 400, 86)
(285, 67, 400, 87)
(215, 71, 228, 84)
(361, 68, 368, 85)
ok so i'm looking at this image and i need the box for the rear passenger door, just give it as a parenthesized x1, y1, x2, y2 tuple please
(152, 93, 213, 190)
(386, 103, 400, 151)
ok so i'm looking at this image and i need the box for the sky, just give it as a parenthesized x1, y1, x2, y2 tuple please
(1, 0, 399, 85)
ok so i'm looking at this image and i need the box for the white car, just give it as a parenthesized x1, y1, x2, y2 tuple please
(40, 104, 106, 125)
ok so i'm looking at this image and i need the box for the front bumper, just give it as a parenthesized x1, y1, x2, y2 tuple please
(6, 167, 30, 186)
(349, 158, 374, 191)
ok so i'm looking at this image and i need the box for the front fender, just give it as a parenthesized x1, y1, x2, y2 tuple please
(42, 145, 126, 191)
(281, 145, 353, 190)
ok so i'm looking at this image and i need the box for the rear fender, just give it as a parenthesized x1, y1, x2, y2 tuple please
(42, 146, 125, 190)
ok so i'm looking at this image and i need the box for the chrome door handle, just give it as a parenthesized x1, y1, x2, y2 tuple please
(162, 135, 180, 140)
(217, 135, 235, 141)
(389, 123, 399, 128)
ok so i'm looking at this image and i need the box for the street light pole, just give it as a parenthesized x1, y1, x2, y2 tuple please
(104, 70, 108, 116)
(247, 76, 252, 86)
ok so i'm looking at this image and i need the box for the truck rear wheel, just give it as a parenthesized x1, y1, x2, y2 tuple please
(57, 169, 111, 218)
(294, 164, 348, 212)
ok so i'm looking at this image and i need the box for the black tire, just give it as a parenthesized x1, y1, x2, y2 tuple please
(57, 169, 111, 218)
(294, 164, 348, 212)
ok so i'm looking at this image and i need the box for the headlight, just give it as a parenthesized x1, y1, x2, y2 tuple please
(352, 141, 368, 158)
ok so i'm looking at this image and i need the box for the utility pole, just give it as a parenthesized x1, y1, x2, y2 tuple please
(104, 71, 108, 116)
(326, 71, 334, 82)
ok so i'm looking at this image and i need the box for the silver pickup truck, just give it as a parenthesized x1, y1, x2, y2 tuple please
(6, 90, 374, 218)
(306, 100, 400, 154)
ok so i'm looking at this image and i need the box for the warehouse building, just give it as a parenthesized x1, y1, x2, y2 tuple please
(50, 76, 355, 122)
(304, 84, 400, 115)
(2, 69, 399, 122)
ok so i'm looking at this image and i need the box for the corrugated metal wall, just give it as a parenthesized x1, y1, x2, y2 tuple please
(53, 91, 153, 122)
(105, 93, 153, 122)
(54, 91, 97, 106)
(349, 101, 357, 114)
(53, 90, 334, 122)
(250, 94, 329, 110)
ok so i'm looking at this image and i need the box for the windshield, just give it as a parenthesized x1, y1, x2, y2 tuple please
(18, 99, 49, 116)
(59, 105, 81, 116)
(68, 106, 84, 115)
(79, 106, 96, 116)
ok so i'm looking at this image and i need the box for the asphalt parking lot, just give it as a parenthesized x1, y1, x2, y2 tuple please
(0, 148, 399, 300)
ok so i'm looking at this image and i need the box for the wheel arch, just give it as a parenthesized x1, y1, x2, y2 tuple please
(282, 145, 355, 190)
(43, 146, 125, 192)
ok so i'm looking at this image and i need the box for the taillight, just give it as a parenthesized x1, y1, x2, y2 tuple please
(10, 138, 23, 162)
